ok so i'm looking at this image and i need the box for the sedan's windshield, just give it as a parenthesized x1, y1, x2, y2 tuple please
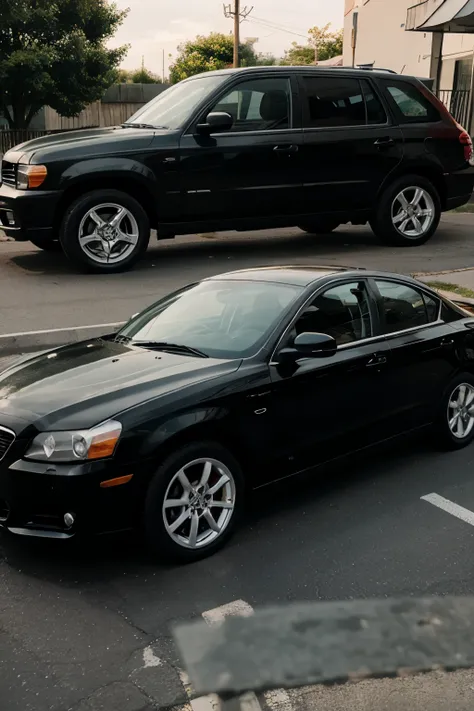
(124, 75, 228, 130)
(118, 280, 303, 359)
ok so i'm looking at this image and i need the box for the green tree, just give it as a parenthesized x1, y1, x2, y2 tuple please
(169, 32, 267, 84)
(281, 24, 343, 66)
(0, 0, 129, 129)
(117, 67, 162, 84)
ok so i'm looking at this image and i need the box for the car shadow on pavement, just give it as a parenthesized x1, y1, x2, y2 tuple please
(0, 432, 429, 589)
(9, 227, 383, 276)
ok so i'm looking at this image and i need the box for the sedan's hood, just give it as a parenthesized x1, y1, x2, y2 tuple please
(4, 126, 172, 164)
(0, 340, 240, 432)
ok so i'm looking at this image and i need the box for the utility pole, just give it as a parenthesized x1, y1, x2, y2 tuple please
(223, 2, 253, 68)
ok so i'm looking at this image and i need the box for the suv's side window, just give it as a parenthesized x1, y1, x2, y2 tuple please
(383, 81, 440, 123)
(375, 280, 440, 334)
(300, 77, 386, 129)
(209, 77, 291, 132)
(292, 281, 373, 347)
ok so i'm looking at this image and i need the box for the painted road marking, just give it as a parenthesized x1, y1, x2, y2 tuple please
(421, 493, 474, 526)
(202, 599, 254, 626)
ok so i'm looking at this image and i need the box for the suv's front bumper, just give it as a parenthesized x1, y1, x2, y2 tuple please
(0, 183, 60, 242)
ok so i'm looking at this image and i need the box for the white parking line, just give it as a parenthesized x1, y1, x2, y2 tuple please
(421, 492, 474, 526)
(202, 599, 254, 626)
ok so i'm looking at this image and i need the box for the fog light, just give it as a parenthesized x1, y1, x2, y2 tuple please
(6, 211, 14, 225)
(64, 512, 75, 528)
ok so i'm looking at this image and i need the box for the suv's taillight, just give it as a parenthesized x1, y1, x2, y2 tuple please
(455, 121, 474, 166)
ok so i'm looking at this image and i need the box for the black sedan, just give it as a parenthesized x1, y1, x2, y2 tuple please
(1, 266, 474, 562)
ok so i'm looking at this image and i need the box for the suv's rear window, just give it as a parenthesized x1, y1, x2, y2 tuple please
(383, 80, 440, 123)
(300, 76, 387, 128)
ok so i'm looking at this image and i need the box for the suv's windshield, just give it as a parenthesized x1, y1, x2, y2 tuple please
(124, 75, 228, 130)
(117, 280, 302, 359)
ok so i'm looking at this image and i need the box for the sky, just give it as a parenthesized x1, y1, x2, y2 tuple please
(110, 0, 345, 78)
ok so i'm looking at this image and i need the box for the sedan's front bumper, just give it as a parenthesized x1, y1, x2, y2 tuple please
(0, 183, 61, 242)
(0, 454, 143, 539)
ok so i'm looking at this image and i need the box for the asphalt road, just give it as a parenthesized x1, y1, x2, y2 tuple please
(3, 217, 474, 709)
(2, 212, 474, 335)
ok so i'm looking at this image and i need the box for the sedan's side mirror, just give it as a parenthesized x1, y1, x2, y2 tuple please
(277, 332, 337, 364)
(196, 111, 233, 135)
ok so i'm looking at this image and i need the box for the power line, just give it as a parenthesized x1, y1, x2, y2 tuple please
(244, 16, 309, 41)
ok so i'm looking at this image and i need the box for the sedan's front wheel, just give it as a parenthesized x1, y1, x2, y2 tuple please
(144, 442, 244, 562)
(435, 374, 474, 450)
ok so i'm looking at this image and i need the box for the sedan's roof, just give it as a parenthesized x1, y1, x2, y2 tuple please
(207, 266, 363, 287)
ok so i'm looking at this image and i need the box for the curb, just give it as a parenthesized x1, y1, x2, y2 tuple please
(0, 322, 125, 356)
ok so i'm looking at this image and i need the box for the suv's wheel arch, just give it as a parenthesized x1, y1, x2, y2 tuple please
(378, 164, 446, 210)
(54, 175, 158, 235)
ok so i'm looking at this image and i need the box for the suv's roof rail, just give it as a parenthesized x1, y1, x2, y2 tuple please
(332, 65, 397, 74)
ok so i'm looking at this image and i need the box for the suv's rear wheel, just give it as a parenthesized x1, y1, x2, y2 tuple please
(60, 189, 150, 273)
(370, 175, 441, 246)
(298, 218, 341, 235)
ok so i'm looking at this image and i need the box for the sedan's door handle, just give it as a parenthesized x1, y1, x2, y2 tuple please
(374, 137, 395, 148)
(366, 355, 388, 368)
(440, 338, 455, 348)
(273, 144, 299, 154)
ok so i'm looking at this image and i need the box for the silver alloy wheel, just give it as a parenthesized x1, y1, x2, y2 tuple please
(78, 203, 139, 264)
(391, 187, 435, 239)
(162, 458, 236, 550)
(448, 383, 474, 439)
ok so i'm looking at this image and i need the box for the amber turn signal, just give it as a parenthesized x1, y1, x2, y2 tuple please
(100, 474, 134, 488)
(17, 164, 48, 189)
(87, 424, 122, 460)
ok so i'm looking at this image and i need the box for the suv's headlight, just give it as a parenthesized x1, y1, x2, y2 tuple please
(25, 420, 122, 462)
(17, 164, 47, 190)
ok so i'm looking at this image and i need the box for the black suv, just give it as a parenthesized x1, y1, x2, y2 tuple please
(1, 66, 473, 273)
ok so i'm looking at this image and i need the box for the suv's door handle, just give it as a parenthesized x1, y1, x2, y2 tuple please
(374, 137, 395, 148)
(366, 355, 387, 368)
(440, 338, 455, 348)
(273, 144, 299, 153)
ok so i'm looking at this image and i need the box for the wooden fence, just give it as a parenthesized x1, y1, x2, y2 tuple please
(0, 127, 98, 155)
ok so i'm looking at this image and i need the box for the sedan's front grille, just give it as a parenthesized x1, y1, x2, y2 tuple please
(1, 161, 16, 187)
(0, 426, 15, 461)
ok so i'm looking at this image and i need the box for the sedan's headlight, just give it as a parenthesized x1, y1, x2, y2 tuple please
(17, 164, 47, 190)
(25, 420, 122, 462)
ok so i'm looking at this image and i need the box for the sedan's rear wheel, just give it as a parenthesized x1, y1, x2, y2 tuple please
(298, 219, 341, 235)
(435, 374, 474, 450)
(144, 442, 244, 562)
(60, 189, 150, 273)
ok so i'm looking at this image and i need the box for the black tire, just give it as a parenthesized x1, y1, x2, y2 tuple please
(370, 174, 441, 246)
(298, 219, 341, 235)
(434, 372, 474, 450)
(144, 441, 244, 563)
(30, 236, 62, 252)
(59, 189, 150, 273)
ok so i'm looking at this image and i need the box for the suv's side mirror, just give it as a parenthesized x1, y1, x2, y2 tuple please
(196, 112, 233, 135)
(278, 332, 337, 364)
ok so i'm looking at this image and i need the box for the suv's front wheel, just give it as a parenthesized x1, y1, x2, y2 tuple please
(60, 189, 150, 273)
(370, 175, 441, 246)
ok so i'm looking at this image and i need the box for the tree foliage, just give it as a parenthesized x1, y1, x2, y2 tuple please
(117, 67, 163, 84)
(169, 33, 275, 84)
(0, 0, 129, 128)
(281, 24, 343, 66)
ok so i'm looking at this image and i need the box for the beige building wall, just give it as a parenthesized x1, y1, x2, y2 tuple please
(343, 0, 432, 76)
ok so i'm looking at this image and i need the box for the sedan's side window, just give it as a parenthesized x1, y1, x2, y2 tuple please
(210, 77, 292, 132)
(375, 281, 440, 334)
(293, 281, 372, 347)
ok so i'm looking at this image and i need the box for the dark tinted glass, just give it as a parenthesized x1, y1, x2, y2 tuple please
(361, 79, 387, 124)
(211, 77, 291, 132)
(423, 293, 440, 322)
(384, 81, 440, 123)
(302, 77, 365, 128)
(376, 281, 430, 333)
